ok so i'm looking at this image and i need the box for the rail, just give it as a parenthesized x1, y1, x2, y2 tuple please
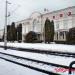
(0, 45, 75, 75)
(0, 45, 75, 58)
(0, 52, 60, 75)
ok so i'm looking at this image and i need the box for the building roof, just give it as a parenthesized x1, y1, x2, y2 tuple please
(42, 6, 75, 16)
(16, 6, 75, 23)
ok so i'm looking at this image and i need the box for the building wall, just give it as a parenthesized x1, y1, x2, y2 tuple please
(41, 6, 75, 41)
(0, 29, 4, 40)
(15, 6, 75, 42)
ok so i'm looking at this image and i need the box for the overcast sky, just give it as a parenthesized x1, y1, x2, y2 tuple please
(0, 0, 75, 29)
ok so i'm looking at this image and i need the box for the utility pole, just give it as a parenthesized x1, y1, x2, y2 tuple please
(4, 1, 20, 47)
(4, 0, 7, 50)
(4, 0, 11, 50)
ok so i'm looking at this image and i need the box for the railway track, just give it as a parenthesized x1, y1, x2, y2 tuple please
(0, 46, 75, 75)
(0, 51, 60, 75)
(0, 45, 75, 58)
(0, 50, 75, 75)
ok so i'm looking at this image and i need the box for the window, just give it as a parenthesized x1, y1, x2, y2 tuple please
(33, 19, 41, 32)
(63, 32, 64, 39)
(63, 20, 68, 29)
(60, 14, 63, 17)
(57, 32, 58, 40)
(53, 16, 55, 19)
(60, 32, 63, 36)
(56, 21, 59, 29)
(68, 12, 71, 16)
(26, 25, 29, 33)
(57, 24, 59, 29)
(33, 19, 37, 30)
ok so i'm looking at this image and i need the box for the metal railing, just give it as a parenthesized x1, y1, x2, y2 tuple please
(69, 61, 75, 74)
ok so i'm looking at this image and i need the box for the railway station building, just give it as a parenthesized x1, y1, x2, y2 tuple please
(15, 6, 75, 42)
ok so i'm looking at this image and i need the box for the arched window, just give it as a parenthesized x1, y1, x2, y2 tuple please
(33, 19, 41, 32)
(33, 19, 37, 30)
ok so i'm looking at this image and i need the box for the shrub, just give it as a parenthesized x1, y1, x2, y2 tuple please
(66, 27, 75, 44)
(70, 27, 75, 41)
(25, 31, 38, 43)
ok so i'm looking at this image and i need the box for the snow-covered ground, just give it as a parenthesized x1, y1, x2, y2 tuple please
(0, 48, 75, 66)
(0, 52, 59, 75)
(0, 42, 75, 75)
(0, 48, 75, 75)
(0, 42, 75, 53)
(0, 59, 47, 75)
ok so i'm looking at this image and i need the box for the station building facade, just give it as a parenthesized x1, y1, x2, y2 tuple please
(15, 6, 75, 42)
